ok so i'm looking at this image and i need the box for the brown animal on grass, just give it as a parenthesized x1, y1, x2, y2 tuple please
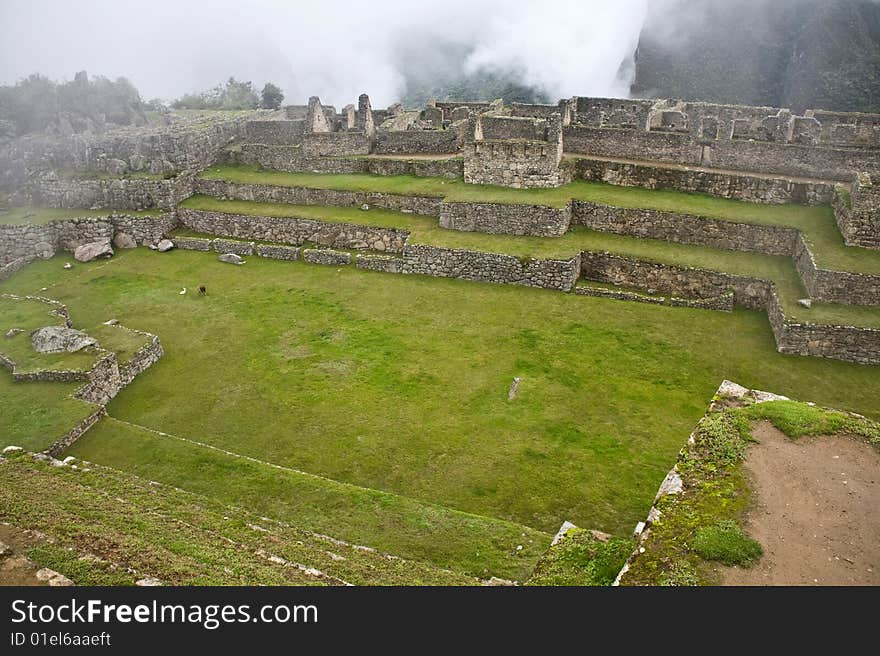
(198, 285, 207, 296)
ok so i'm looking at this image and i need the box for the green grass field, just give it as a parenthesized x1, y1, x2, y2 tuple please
(198, 165, 880, 275)
(2, 248, 879, 579)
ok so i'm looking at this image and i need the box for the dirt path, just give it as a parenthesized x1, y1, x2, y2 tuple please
(719, 422, 879, 586)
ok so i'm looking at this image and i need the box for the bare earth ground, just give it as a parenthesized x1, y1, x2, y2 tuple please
(719, 421, 880, 586)
(0, 523, 44, 586)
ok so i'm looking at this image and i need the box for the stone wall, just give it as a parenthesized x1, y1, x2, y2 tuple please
(233, 144, 463, 178)
(256, 244, 300, 260)
(793, 234, 880, 306)
(440, 202, 571, 237)
(373, 130, 460, 155)
(463, 140, 569, 189)
(17, 173, 194, 211)
(0, 112, 259, 191)
(46, 407, 106, 458)
(302, 132, 372, 157)
(834, 174, 880, 249)
(579, 251, 772, 309)
(571, 156, 837, 205)
(766, 289, 880, 365)
(302, 248, 352, 266)
(563, 124, 877, 181)
(571, 201, 799, 256)
(212, 237, 254, 256)
(245, 120, 305, 145)
(0, 213, 176, 263)
(356, 245, 580, 291)
(574, 284, 735, 311)
(0, 255, 35, 281)
(193, 178, 442, 216)
(177, 208, 409, 253)
(564, 126, 701, 166)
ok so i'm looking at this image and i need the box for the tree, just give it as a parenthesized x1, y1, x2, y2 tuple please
(261, 82, 284, 110)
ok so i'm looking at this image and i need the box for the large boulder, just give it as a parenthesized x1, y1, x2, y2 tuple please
(31, 326, 98, 354)
(156, 239, 174, 252)
(218, 253, 244, 265)
(74, 240, 113, 263)
(33, 241, 54, 259)
(113, 232, 137, 249)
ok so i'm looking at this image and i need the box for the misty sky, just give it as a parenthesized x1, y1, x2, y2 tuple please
(0, 0, 647, 107)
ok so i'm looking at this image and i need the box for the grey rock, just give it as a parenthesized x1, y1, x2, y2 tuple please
(74, 240, 113, 262)
(0, 539, 10, 557)
(798, 298, 813, 309)
(360, 204, 370, 211)
(156, 239, 174, 252)
(218, 253, 244, 265)
(31, 326, 98, 354)
(33, 241, 54, 259)
(149, 158, 173, 175)
(5, 328, 23, 338)
(106, 158, 128, 176)
(113, 232, 137, 249)
(103, 319, 119, 325)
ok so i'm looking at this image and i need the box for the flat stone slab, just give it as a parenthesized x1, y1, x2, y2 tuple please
(74, 240, 113, 263)
(31, 326, 97, 354)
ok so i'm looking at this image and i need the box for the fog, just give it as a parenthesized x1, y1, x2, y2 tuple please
(0, 0, 647, 106)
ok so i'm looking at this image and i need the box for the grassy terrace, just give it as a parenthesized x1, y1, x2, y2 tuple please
(0, 206, 163, 226)
(1, 448, 477, 585)
(2, 249, 879, 578)
(180, 195, 880, 329)
(198, 165, 880, 275)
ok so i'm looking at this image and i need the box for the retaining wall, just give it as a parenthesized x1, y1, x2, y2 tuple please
(440, 202, 571, 237)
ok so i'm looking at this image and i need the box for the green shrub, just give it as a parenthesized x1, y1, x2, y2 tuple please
(692, 520, 762, 566)
(658, 561, 700, 586)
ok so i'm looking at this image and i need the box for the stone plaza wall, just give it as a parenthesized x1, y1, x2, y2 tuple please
(18, 173, 194, 211)
(571, 201, 799, 256)
(233, 144, 463, 178)
(564, 126, 702, 167)
(464, 140, 568, 189)
(439, 201, 571, 237)
(193, 178, 442, 216)
(245, 120, 306, 145)
(373, 130, 460, 155)
(571, 156, 837, 205)
(177, 208, 409, 253)
(562, 125, 877, 181)
(302, 132, 372, 157)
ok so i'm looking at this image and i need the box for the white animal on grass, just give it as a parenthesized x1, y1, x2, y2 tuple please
(179, 288, 187, 295)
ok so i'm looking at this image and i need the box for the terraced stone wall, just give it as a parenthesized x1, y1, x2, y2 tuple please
(571, 201, 798, 256)
(176, 208, 409, 253)
(834, 174, 880, 249)
(193, 178, 442, 216)
(440, 202, 571, 237)
(571, 157, 837, 205)
(0, 213, 176, 262)
(233, 144, 463, 178)
(793, 235, 880, 306)
(373, 130, 460, 155)
(15, 173, 194, 211)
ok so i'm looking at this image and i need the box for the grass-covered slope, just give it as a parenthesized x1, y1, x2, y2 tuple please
(3, 249, 879, 546)
(68, 417, 551, 581)
(0, 447, 480, 585)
